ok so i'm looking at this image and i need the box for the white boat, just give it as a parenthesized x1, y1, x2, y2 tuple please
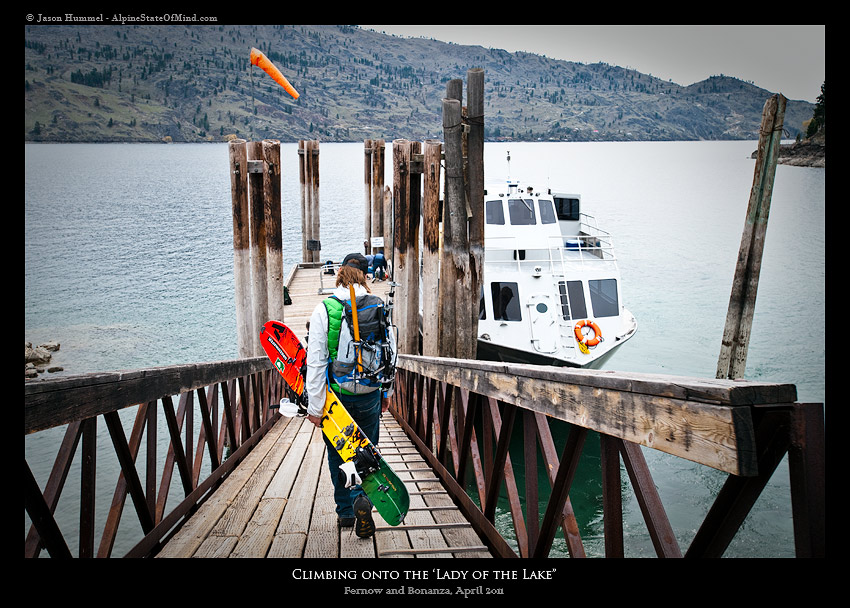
(477, 177, 637, 368)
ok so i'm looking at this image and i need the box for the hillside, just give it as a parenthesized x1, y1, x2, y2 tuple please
(25, 24, 816, 143)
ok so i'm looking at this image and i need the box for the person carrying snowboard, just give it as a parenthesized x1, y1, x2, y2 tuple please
(304, 252, 396, 538)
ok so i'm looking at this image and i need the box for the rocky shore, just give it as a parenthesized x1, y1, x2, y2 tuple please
(779, 127, 825, 167)
(770, 127, 825, 168)
(25, 341, 63, 378)
(752, 127, 824, 168)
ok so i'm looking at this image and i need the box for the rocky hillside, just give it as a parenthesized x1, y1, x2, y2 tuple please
(25, 24, 816, 143)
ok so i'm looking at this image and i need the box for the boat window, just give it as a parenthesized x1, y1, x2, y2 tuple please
(589, 279, 619, 317)
(485, 200, 505, 225)
(491, 282, 522, 321)
(539, 199, 557, 224)
(554, 197, 580, 222)
(508, 198, 536, 225)
(479, 285, 486, 320)
(558, 280, 587, 320)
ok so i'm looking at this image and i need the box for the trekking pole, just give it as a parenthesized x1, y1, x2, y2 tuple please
(387, 192, 399, 327)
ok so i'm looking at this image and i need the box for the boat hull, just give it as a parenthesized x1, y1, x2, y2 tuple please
(476, 333, 630, 369)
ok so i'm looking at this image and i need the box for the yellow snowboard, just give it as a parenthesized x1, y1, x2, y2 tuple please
(318, 387, 409, 526)
(260, 320, 408, 526)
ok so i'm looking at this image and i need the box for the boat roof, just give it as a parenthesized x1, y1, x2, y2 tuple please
(484, 180, 580, 200)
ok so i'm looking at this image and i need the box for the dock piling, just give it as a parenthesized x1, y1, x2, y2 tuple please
(364, 139, 372, 253)
(717, 94, 786, 380)
(392, 139, 418, 355)
(373, 140, 386, 253)
(229, 138, 285, 357)
(248, 141, 269, 356)
(363, 139, 387, 255)
(298, 140, 321, 263)
(229, 139, 252, 358)
(421, 139, 442, 356)
(263, 139, 285, 325)
(440, 96, 465, 358)
(466, 68, 485, 359)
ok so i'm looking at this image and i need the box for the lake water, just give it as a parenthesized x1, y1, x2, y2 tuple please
(25, 141, 824, 557)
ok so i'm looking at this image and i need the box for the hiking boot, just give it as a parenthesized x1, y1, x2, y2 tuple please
(353, 495, 375, 538)
(338, 516, 355, 528)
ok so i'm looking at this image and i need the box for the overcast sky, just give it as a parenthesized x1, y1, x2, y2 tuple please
(361, 25, 825, 103)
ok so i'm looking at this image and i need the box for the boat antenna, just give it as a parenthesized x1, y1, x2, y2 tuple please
(506, 150, 511, 181)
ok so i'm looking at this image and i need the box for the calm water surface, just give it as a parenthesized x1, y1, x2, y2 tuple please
(25, 141, 824, 557)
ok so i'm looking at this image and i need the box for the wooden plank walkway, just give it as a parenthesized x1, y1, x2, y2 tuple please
(157, 413, 491, 558)
(156, 264, 491, 558)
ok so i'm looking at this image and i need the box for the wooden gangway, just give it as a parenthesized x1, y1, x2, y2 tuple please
(157, 263, 490, 558)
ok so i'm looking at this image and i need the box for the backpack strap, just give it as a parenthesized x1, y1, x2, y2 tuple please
(323, 295, 360, 396)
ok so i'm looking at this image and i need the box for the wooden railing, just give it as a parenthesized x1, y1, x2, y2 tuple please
(24, 357, 284, 558)
(390, 355, 825, 558)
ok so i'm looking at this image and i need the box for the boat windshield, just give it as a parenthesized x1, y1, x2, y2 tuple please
(486, 200, 505, 225)
(508, 198, 535, 225)
(538, 199, 557, 224)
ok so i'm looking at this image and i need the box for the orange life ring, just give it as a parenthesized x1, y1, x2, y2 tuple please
(574, 319, 602, 347)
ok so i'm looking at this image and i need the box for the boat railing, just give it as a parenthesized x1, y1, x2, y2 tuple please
(485, 231, 617, 274)
(578, 213, 613, 247)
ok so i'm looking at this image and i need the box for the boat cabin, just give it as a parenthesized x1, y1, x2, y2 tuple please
(478, 181, 635, 368)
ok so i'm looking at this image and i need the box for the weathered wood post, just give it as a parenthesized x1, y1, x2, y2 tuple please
(383, 185, 393, 263)
(229, 139, 252, 358)
(434, 71, 484, 359)
(371, 139, 385, 254)
(392, 139, 408, 350)
(298, 140, 309, 262)
(408, 140, 422, 353)
(440, 95, 465, 358)
(248, 141, 268, 356)
(229, 138, 285, 357)
(393, 139, 420, 354)
(299, 140, 321, 263)
(364, 139, 373, 254)
(263, 139, 285, 324)
(466, 68, 485, 358)
(310, 140, 321, 263)
(422, 139, 443, 356)
(717, 94, 786, 380)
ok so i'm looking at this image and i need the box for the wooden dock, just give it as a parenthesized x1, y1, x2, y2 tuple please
(156, 264, 491, 558)
(282, 263, 393, 342)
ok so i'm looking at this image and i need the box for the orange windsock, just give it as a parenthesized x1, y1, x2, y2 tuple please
(250, 47, 299, 100)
